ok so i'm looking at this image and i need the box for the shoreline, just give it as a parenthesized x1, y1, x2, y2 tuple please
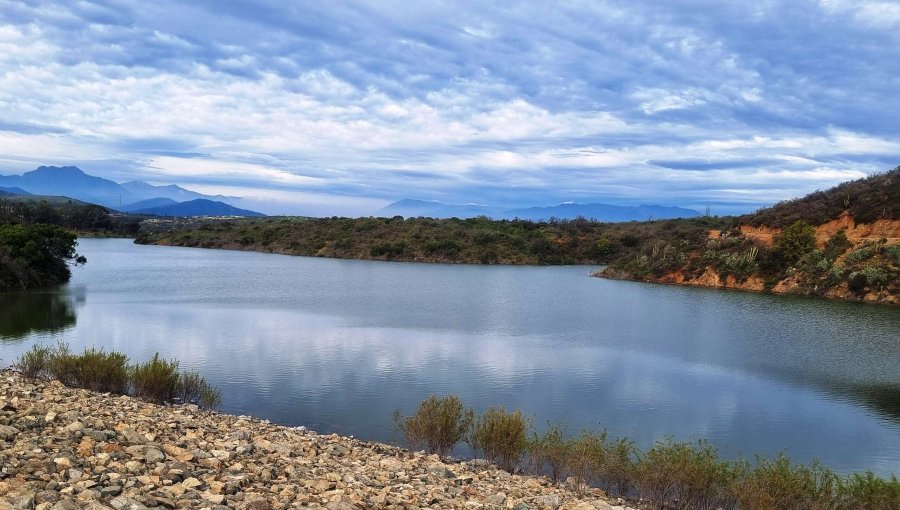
(135, 238, 898, 305)
(0, 370, 634, 510)
(593, 268, 899, 306)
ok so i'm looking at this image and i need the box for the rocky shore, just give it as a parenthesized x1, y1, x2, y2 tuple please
(0, 371, 634, 510)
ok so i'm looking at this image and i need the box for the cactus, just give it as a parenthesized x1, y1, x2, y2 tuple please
(747, 246, 758, 262)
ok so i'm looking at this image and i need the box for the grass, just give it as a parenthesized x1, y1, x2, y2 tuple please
(396, 395, 899, 509)
(14, 343, 222, 409)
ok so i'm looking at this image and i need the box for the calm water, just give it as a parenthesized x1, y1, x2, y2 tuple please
(1, 238, 898, 476)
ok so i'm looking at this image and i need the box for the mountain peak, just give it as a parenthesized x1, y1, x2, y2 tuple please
(32, 165, 86, 175)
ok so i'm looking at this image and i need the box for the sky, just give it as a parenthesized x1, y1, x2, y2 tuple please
(0, 1, 898, 216)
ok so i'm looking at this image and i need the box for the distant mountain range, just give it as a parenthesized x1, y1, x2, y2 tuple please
(132, 199, 265, 217)
(0, 166, 263, 217)
(380, 199, 699, 222)
(0, 166, 231, 209)
(0, 186, 31, 196)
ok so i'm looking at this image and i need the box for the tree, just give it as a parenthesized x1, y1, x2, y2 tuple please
(0, 223, 86, 290)
(775, 220, 816, 265)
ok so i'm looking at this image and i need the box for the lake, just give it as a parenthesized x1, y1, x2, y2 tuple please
(1, 238, 898, 476)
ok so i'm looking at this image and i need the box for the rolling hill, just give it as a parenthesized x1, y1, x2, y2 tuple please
(132, 199, 264, 217)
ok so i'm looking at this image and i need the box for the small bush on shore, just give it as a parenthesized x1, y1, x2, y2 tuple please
(47, 341, 78, 386)
(72, 348, 129, 394)
(468, 406, 530, 472)
(393, 394, 474, 457)
(199, 382, 223, 409)
(14, 345, 221, 409)
(14, 343, 51, 379)
(394, 397, 896, 508)
(528, 423, 570, 483)
(839, 471, 900, 510)
(176, 370, 204, 403)
(131, 353, 180, 403)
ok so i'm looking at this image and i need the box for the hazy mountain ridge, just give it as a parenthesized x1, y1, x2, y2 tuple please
(0, 186, 31, 195)
(0, 166, 233, 209)
(132, 198, 265, 217)
(381, 198, 699, 222)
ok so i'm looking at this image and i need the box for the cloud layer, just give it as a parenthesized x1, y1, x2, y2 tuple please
(1, 0, 898, 214)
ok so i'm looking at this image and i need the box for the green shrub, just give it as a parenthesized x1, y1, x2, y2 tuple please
(177, 370, 222, 409)
(567, 430, 608, 495)
(734, 454, 840, 510)
(838, 471, 900, 510)
(15, 344, 51, 379)
(597, 436, 638, 498)
(635, 438, 738, 510)
(469, 407, 530, 472)
(845, 246, 875, 264)
(884, 245, 900, 266)
(393, 395, 473, 457)
(47, 341, 78, 386)
(528, 423, 571, 483)
(72, 348, 129, 393)
(176, 370, 204, 404)
(130, 353, 180, 403)
(199, 382, 223, 409)
(775, 221, 817, 266)
(823, 229, 851, 260)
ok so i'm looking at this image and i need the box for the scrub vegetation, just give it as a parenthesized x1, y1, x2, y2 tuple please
(395, 395, 899, 509)
(15, 343, 221, 409)
(136, 167, 899, 301)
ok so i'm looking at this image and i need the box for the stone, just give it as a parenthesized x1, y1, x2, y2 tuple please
(485, 492, 507, 506)
(101, 485, 124, 497)
(64, 421, 85, 433)
(0, 424, 19, 440)
(0, 370, 639, 510)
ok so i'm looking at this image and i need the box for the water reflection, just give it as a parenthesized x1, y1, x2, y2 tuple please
(0, 238, 897, 477)
(0, 288, 81, 341)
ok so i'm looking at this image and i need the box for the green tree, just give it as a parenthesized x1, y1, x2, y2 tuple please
(0, 223, 86, 290)
(775, 221, 816, 265)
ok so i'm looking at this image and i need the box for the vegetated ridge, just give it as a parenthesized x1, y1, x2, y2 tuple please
(131, 198, 265, 217)
(598, 167, 899, 304)
(134, 168, 899, 304)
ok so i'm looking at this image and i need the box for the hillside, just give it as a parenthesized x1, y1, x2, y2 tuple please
(132, 198, 265, 217)
(599, 167, 900, 303)
(134, 169, 899, 304)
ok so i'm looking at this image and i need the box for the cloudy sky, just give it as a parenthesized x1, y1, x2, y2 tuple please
(0, 1, 898, 215)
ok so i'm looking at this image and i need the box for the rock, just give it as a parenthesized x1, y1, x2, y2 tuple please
(144, 447, 166, 463)
(120, 428, 146, 445)
(240, 498, 271, 510)
(34, 490, 60, 504)
(52, 457, 72, 472)
(379, 458, 405, 471)
(64, 421, 85, 433)
(49, 502, 79, 510)
(0, 424, 20, 440)
(0, 370, 638, 510)
(486, 492, 507, 506)
(427, 463, 457, 479)
(535, 494, 561, 509)
(101, 485, 124, 497)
